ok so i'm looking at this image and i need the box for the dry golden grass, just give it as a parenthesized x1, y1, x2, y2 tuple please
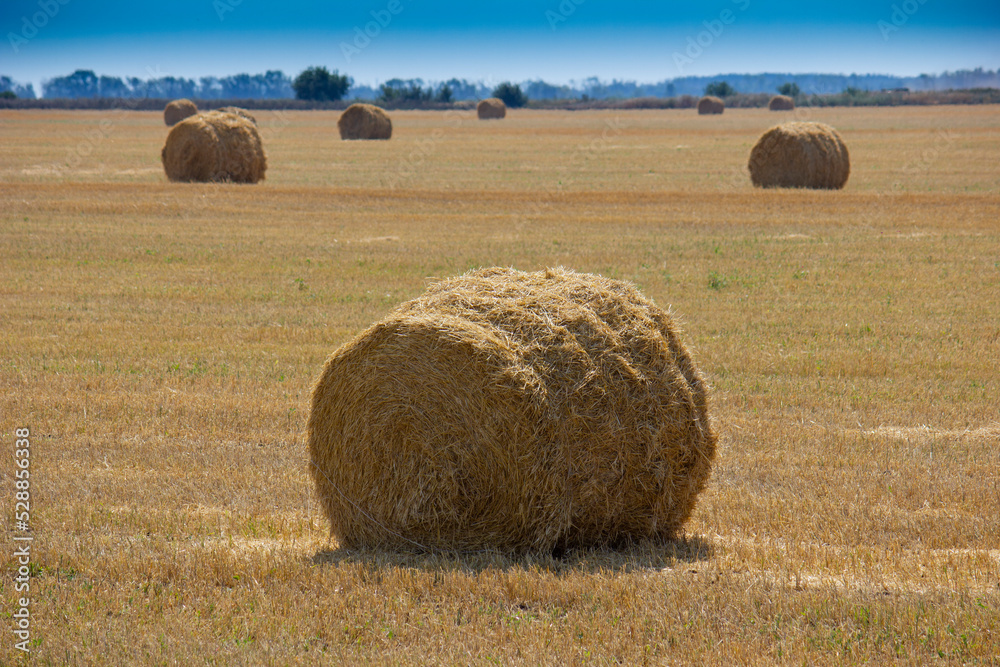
(1, 106, 998, 664)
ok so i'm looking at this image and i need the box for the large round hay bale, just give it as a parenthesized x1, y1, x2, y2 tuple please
(308, 267, 717, 553)
(768, 95, 795, 111)
(160, 110, 267, 183)
(216, 106, 257, 124)
(697, 96, 724, 115)
(164, 98, 198, 126)
(477, 97, 507, 119)
(748, 121, 849, 189)
(338, 103, 392, 140)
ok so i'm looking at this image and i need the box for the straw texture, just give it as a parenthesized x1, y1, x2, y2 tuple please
(161, 110, 267, 183)
(748, 121, 850, 189)
(308, 267, 717, 553)
(338, 103, 392, 140)
(216, 106, 257, 124)
(164, 98, 198, 126)
(477, 98, 507, 119)
(697, 96, 725, 115)
(768, 95, 795, 111)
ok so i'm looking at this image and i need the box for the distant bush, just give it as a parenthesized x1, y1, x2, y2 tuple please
(492, 82, 527, 108)
(704, 81, 736, 98)
(778, 82, 800, 97)
(293, 67, 351, 101)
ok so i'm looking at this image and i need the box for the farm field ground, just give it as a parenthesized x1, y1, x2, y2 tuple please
(1, 105, 998, 664)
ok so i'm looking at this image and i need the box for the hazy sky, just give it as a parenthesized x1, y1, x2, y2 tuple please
(2, 0, 998, 89)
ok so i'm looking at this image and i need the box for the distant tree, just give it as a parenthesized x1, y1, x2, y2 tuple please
(524, 79, 573, 100)
(293, 67, 351, 101)
(98, 75, 130, 98)
(442, 78, 488, 101)
(198, 76, 222, 99)
(778, 82, 800, 97)
(704, 81, 736, 98)
(221, 73, 254, 98)
(492, 82, 527, 107)
(260, 70, 293, 98)
(0, 91, 15, 100)
(43, 69, 100, 98)
(147, 76, 198, 99)
(377, 79, 434, 104)
(0, 76, 34, 99)
(435, 84, 453, 104)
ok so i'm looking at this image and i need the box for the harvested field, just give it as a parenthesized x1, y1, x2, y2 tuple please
(1, 105, 998, 664)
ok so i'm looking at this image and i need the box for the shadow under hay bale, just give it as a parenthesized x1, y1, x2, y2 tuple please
(697, 96, 725, 115)
(768, 94, 795, 111)
(160, 110, 267, 183)
(748, 121, 850, 189)
(308, 267, 717, 553)
(477, 97, 507, 120)
(163, 98, 198, 126)
(216, 106, 257, 124)
(338, 103, 392, 140)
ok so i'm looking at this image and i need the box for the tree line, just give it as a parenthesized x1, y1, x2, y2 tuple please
(1, 67, 996, 102)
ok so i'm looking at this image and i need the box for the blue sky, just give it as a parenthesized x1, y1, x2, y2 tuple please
(2, 0, 998, 89)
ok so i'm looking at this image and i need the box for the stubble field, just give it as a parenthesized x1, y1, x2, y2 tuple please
(1, 105, 999, 664)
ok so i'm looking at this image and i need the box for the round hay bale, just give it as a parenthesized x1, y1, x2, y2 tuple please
(164, 98, 198, 126)
(308, 267, 717, 553)
(338, 103, 392, 140)
(748, 121, 849, 189)
(477, 97, 507, 120)
(216, 106, 257, 124)
(697, 96, 724, 115)
(160, 110, 267, 183)
(768, 95, 795, 111)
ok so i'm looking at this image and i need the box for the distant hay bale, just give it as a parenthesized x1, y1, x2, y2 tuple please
(216, 106, 257, 124)
(769, 95, 795, 111)
(477, 97, 507, 119)
(748, 121, 849, 189)
(160, 110, 266, 183)
(338, 103, 392, 140)
(697, 96, 725, 115)
(308, 267, 717, 553)
(163, 98, 198, 126)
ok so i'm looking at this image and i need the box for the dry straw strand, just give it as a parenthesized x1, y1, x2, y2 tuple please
(748, 121, 850, 189)
(163, 98, 198, 126)
(769, 94, 795, 111)
(308, 267, 717, 553)
(697, 96, 725, 115)
(161, 110, 267, 183)
(338, 103, 392, 140)
(216, 106, 257, 124)
(477, 98, 507, 120)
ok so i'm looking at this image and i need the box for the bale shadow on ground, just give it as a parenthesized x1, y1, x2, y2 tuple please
(310, 534, 713, 576)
